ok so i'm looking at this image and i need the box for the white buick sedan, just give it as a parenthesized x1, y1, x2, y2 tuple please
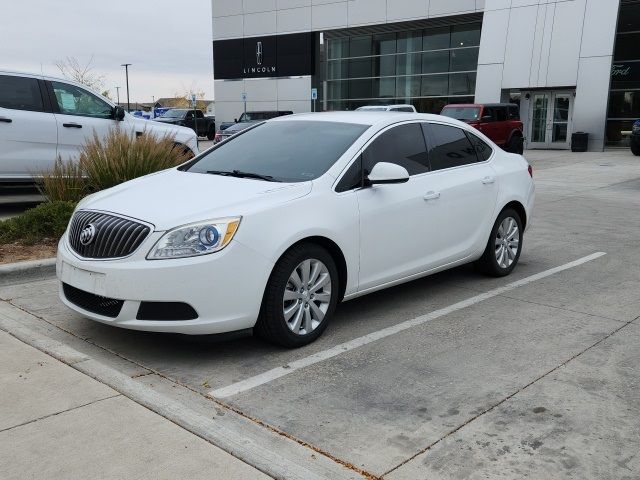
(57, 112, 534, 347)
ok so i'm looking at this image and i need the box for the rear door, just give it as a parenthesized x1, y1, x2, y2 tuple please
(0, 74, 57, 179)
(422, 122, 499, 261)
(47, 80, 119, 162)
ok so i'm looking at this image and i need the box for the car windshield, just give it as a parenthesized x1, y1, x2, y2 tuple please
(186, 120, 369, 182)
(441, 107, 481, 121)
(161, 109, 186, 118)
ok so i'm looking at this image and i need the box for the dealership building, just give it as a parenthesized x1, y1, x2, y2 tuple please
(212, 0, 635, 151)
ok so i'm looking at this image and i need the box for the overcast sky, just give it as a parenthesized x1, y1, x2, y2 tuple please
(1, 0, 214, 102)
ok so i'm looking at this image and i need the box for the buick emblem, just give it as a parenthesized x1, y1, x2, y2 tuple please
(79, 224, 97, 246)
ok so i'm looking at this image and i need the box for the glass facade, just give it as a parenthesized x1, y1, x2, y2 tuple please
(606, 1, 640, 147)
(325, 22, 481, 113)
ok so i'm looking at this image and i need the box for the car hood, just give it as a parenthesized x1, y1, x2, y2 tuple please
(153, 118, 181, 123)
(79, 169, 312, 231)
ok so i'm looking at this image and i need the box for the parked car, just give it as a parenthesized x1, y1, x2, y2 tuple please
(440, 103, 524, 154)
(0, 71, 199, 183)
(218, 110, 293, 131)
(153, 107, 173, 118)
(631, 120, 640, 156)
(213, 121, 256, 144)
(154, 109, 216, 140)
(57, 111, 534, 347)
(356, 104, 417, 113)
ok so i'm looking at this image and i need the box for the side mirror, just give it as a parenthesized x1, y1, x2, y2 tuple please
(113, 106, 126, 121)
(234, 118, 238, 123)
(366, 162, 409, 185)
(481, 115, 492, 123)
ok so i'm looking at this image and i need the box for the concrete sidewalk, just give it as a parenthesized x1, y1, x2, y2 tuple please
(0, 330, 271, 480)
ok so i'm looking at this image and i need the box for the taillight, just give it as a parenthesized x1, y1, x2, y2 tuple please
(214, 133, 221, 142)
(528, 165, 533, 177)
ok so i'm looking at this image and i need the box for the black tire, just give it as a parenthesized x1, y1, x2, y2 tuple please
(505, 134, 524, 154)
(206, 127, 216, 141)
(475, 208, 523, 277)
(255, 243, 339, 348)
(631, 139, 640, 156)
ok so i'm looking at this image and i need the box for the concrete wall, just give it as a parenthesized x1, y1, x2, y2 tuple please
(212, 0, 486, 123)
(475, 0, 620, 150)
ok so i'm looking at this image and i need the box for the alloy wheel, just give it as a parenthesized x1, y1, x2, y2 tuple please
(283, 259, 332, 335)
(495, 216, 520, 269)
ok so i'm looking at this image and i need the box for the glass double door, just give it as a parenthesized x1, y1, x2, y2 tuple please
(529, 91, 573, 149)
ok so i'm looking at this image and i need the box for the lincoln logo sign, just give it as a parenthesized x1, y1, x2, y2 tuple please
(213, 32, 314, 79)
(243, 40, 275, 74)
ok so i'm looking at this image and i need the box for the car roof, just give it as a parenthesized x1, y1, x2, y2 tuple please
(270, 111, 464, 128)
(358, 104, 414, 109)
(0, 69, 115, 105)
(443, 103, 518, 108)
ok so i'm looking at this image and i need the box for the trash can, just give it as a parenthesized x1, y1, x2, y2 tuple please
(571, 132, 589, 152)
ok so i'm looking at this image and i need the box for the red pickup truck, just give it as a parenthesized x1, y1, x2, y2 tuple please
(440, 103, 524, 154)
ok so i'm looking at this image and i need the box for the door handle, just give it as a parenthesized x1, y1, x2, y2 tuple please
(0, 117, 12, 123)
(63, 123, 82, 128)
(423, 191, 441, 201)
(481, 176, 495, 185)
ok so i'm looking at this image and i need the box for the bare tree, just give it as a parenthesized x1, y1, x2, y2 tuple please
(55, 56, 107, 94)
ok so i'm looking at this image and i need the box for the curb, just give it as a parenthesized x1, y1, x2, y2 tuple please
(0, 257, 56, 286)
(0, 302, 364, 480)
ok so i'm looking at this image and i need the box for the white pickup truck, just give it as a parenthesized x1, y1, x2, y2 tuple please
(0, 70, 199, 183)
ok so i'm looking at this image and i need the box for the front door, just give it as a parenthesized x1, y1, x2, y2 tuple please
(528, 91, 573, 149)
(356, 122, 437, 292)
(48, 80, 119, 162)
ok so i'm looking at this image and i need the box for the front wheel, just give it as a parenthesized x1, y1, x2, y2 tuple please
(255, 244, 339, 347)
(475, 209, 523, 277)
(206, 127, 216, 141)
(631, 138, 640, 156)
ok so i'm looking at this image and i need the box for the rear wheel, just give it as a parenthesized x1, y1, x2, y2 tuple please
(475, 208, 523, 277)
(631, 138, 640, 156)
(206, 127, 216, 141)
(255, 243, 339, 347)
(506, 134, 524, 154)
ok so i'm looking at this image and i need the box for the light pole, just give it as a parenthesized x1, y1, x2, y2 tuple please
(121, 63, 132, 112)
(115, 86, 120, 105)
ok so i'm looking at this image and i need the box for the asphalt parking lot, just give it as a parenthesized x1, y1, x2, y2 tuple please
(1, 149, 639, 479)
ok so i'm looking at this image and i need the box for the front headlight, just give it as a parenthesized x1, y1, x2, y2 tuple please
(147, 217, 241, 260)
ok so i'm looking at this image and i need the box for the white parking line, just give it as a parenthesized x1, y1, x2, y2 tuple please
(210, 252, 606, 399)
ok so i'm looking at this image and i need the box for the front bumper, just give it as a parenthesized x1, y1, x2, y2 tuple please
(56, 234, 274, 335)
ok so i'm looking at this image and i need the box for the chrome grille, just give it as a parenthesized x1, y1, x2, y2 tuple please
(68, 211, 150, 259)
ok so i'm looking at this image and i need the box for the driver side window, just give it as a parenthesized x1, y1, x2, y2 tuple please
(51, 81, 113, 119)
(362, 123, 429, 176)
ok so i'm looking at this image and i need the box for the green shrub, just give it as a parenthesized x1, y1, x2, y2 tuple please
(37, 157, 88, 203)
(0, 201, 76, 245)
(80, 128, 191, 191)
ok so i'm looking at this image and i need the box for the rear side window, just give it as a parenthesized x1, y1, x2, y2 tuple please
(494, 107, 507, 122)
(423, 123, 478, 170)
(466, 132, 493, 161)
(363, 123, 429, 176)
(0, 75, 44, 112)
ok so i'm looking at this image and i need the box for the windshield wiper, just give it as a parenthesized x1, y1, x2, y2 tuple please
(206, 170, 279, 182)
